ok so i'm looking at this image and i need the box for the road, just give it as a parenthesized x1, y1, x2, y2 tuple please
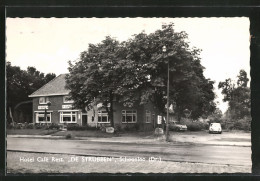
(7, 137, 251, 167)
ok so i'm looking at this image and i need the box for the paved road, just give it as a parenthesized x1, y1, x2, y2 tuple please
(7, 137, 251, 167)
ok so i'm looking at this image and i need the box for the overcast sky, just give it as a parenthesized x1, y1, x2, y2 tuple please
(6, 17, 250, 113)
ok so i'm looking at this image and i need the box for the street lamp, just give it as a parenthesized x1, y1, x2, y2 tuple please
(162, 45, 170, 142)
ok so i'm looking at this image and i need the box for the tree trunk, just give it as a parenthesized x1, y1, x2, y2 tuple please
(107, 92, 114, 127)
(109, 101, 114, 127)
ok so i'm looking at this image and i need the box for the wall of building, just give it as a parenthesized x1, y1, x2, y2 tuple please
(32, 96, 82, 125)
(32, 95, 160, 131)
(85, 101, 159, 131)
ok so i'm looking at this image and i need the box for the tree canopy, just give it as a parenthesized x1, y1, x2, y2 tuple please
(218, 69, 250, 120)
(66, 23, 216, 125)
(6, 62, 56, 123)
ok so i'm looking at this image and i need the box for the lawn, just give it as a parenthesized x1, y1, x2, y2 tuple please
(6, 128, 155, 138)
(6, 128, 59, 135)
(52, 130, 116, 138)
(52, 130, 155, 138)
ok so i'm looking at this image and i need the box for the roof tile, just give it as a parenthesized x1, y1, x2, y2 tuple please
(29, 74, 69, 97)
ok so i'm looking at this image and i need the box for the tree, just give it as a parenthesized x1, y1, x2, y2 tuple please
(218, 69, 250, 120)
(116, 23, 216, 120)
(6, 62, 56, 123)
(66, 23, 216, 127)
(66, 36, 122, 127)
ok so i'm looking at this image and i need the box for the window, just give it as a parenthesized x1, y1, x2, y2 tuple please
(36, 112, 51, 123)
(146, 110, 151, 123)
(122, 110, 137, 123)
(60, 112, 77, 123)
(63, 96, 74, 103)
(39, 97, 49, 104)
(98, 111, 109, 123)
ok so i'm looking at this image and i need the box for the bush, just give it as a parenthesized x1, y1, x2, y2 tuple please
(66, 134, 72, 139)
(35, 124, 47, 129)
(187, 122, 205, 131)
(67, 124, 98, 131)
(25, 123, 34, 129)
(6, 123, 14, 129)
(47, 123, 61, 130)
(180, 119, 207, 131)
(14, 123, 23, 129)
(100, 125, 106, 132)
(86, 126, 99, 131)
(123, 125, 137, 131)
(67, 124, 84, 131)
(114, 124, 122, 132)
(233, 117, 251, 131)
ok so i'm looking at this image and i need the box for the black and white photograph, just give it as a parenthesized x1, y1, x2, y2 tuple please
(6, 17, 251, 174)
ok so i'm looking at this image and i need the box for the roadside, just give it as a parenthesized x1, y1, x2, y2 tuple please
(7, 129, 251, 147)
(7, 151, 251, 173)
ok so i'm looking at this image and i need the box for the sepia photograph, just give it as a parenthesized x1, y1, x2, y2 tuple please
(6, 17, 251, 174)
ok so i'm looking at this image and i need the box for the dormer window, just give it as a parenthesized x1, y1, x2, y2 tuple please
(63, 95, 74, 103)
(39, 97, 49, 104)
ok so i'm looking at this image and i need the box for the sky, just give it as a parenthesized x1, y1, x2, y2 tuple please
(6, 17, 250, 113)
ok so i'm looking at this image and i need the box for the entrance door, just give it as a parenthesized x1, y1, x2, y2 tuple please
(82, 114, 88, 126)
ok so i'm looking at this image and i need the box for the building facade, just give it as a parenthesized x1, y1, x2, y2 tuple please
(29, 74, 160, 131)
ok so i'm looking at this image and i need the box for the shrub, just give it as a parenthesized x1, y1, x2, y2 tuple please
(66, 134, 72, 139)
(187, 122, 205, 131)
(100, 125, 106, 132)
(25, 123, 34, 129)
(124, 125, 137, 131)
(114, 124, 122, 132)
(180, 119, 207, 131)
(86, 126, 98, 131)
(14, 123, 22, 129)
(6, 123, 14, 129)
(35, 124, 47, 129)
(47, 123, 61, 130)
(67, 124, 98, 131)
(67, 124, 80, 130)
(169, 124, 178, 131)
(233, 117, 251, 131)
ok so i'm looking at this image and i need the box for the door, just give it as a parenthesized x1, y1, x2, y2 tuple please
(82, 114, 88, 126)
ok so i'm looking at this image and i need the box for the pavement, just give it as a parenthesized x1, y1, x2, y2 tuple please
(7, 131, 251, 147)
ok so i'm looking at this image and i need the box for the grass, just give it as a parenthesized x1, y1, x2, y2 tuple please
(6, 128, 155, 138)
(52, 130, 155, 138)
(6, 128, 59, 135)
(52, 130, 116, 138)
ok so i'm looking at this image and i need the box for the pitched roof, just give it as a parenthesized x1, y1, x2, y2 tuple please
(29, 74, 69, 97)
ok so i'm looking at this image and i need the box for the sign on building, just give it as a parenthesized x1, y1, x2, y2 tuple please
(157, 115, 162, 124)
(62, 105, 72, 109)
(38, 106, 48, 110)
(97, 103, 103, 108)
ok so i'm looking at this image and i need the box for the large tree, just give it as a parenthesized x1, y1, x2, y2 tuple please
(66, 23, 216, 125)
(66, 36, 123, 127)
(116, 23, 216, 120)
(218, 69, 250, 119)
(6, 62, 56, 123)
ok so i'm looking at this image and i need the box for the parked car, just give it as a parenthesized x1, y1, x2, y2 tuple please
(169, 121, 187, 131)
(209, 123, 222, 134)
